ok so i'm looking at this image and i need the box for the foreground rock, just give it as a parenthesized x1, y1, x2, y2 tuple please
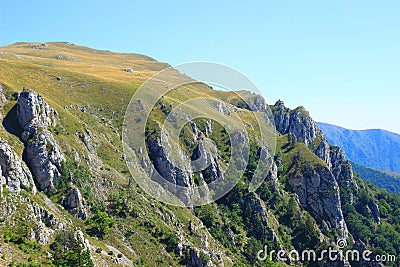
(16, 88, 64, 193)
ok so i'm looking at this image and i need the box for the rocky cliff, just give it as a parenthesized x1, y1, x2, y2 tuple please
(17, 88, 64, 193)
(272, 100, 360, 238)
(272, 100, 322, 146)
(0, 42, 396, 267)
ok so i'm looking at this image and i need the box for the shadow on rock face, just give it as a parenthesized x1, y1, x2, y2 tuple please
(2, 104, 22, 138)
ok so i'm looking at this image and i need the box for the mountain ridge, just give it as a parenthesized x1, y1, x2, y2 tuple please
(0, 42, 399, 266)
(350, 161, 400, 194)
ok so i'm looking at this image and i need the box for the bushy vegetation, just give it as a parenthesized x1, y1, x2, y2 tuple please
(351, 161, 400, 194)
(60, 157, 91, 189)
(193, 133, 400, 266)
(4, 222, 40, 254)
(51, 230, 93, 267)
(86, 204, 114, 239)
(343, 179, 400, 266)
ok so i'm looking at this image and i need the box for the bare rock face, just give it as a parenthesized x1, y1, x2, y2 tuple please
(17, 88, 58, 142)
(28, 201, 64, 245)
(272, 101, 358, 193)
(248, 95, 268, 112)
(74, 230, 91, 252)
(215, 101, 231, 115)
(22, 130, 64, 193)
(357, 198, 381, 225)
(0, 83, 7, 106)
(266, 159, 280, 191)
(329, 147, 358, 203)
(242, 193, 284, 248)
(148, 134, 193, 188)
(369, 199, 381, 224)
(287, 165, 348, 238)
(204, 120, 213, 137)
(16, 89, 64, 193)
(314, 138, 332, 168)
(63, 187, 87, 219)
(189, 247, 215, 267)
(76, 128, 97, 154)
(191, 140, 223, 183)
(145, 120, 228, 205)
(272, 100, 322, 146)
(271, 100, 356, 239)
(0, 140, 36, 194)
(147, 132, 194, 204)
(313, 136, 358, 203)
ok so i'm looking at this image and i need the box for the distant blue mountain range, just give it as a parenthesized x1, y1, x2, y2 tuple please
(317, 122, 400, 174)
(317, 122, 400, 194)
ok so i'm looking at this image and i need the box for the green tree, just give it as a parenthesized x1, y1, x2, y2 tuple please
(244, 237, 263, 265)
(52, 230, 93, 267)
(293, 213, 319, 250)
(88, 211, 114, 238)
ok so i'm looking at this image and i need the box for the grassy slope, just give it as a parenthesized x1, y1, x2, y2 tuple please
(0, 42, 230, 266)
(0, 42, 279, 266)
(1, 42, 399, 266)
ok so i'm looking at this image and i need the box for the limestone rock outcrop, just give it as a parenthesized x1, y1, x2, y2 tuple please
(63, 187, 87, 219)
(0, 140, 36, 194)
(271, 100, 357, 238)
(16, 88, 64, 193)
(272, 100, 322, 146)
(147, 132, 194, 204)
(17, 88, 58, 142)
(191, 139, 223, 183)
(287, 164, 348, 238)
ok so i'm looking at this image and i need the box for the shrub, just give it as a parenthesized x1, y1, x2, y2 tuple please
(87, 210, 114, 238)
(161, 232, 180, 252)
(51, 230, 93, 267)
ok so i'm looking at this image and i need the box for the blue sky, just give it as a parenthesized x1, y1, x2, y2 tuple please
(1, 1, 399, 133)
